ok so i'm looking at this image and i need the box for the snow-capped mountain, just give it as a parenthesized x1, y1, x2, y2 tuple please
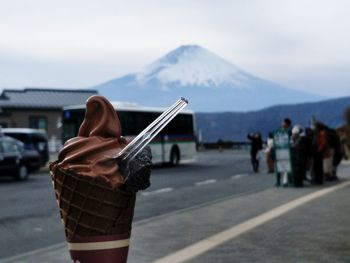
(136, 45, 248, 89)
(94, 45, 322, 112)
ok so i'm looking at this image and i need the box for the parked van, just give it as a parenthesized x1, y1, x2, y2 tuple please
(1, 128, 49, 166)
(0, 135, 41, 180)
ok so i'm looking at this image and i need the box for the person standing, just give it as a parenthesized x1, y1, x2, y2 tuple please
(327, 128, 342, 180)
(247, 132, 263, 173)
(275, 118, 293, 187)
(290, 125, 308, 187)
(265, 132, 275, 173)
(317, 123, 335, 181)
(304, 128, 315, 181)
(312, 122, 327, 184)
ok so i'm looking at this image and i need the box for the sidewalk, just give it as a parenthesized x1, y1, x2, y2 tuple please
(3, 165, 350, 263)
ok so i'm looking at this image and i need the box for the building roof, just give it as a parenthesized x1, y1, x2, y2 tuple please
(64, 101, 194, 114)
(0, 88, 98, 109)
(1, 128, 47, 134)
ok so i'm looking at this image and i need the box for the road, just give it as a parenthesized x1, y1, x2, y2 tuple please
(0, 149, 274, 260)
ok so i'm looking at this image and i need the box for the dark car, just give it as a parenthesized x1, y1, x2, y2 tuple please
(2, 128, 49, 166)
(0, 135, 41, 180)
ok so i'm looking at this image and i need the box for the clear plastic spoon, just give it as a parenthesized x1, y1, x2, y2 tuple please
(111, 98, 188, 166)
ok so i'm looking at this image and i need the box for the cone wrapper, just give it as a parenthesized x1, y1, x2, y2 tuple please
(68, 232, 131, 263)
(50, 163, 136, 263)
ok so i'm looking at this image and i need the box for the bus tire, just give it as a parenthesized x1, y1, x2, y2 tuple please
(170, 147, 180, 166)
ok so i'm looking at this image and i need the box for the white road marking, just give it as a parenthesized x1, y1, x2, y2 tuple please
(141, 187, 173, 196)
(153, 180, 350, 263)
(195, 179, 217, 186)
(231, 174, 247, 179)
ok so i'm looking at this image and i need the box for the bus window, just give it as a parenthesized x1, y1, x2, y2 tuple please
(119, 111, 158, 136)
(62, 109, 85, 142)
(62, 122, 77, 142)
(163, 114, 194, 134)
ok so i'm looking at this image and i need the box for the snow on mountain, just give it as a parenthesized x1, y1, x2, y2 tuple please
(93, 45, 323, 112)
(136, 45, 248, 89)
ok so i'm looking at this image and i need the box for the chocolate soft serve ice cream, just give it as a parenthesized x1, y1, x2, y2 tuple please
(49, 95, 152, 263)
(57, 95, 127, 189)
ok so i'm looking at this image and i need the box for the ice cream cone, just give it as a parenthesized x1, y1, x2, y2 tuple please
(47, 95, 175, 262)
(50, 162, 136, 263)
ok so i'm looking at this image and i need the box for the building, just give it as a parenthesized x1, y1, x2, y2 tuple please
(0, 88, 98, 151)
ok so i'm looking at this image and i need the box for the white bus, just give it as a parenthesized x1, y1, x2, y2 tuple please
(62, 102, 197, 165)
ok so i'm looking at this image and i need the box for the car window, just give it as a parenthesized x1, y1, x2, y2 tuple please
(4, 132, 48, 151)
(1, 141, 20, 153)
(3, 133, 31, 144)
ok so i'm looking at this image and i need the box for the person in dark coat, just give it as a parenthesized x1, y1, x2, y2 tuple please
(312, 122, 327, 185)
(265, 132, 275, 173)
(328, 128, 343, 180)
(304, 128, 314, 181)
(291, 126, 308, 187)
(247, 132, 263, 173)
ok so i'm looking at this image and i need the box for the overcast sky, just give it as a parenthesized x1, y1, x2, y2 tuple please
(1, 0, 349, 97)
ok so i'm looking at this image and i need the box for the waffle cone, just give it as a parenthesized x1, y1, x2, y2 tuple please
(50, 162, 136, 239)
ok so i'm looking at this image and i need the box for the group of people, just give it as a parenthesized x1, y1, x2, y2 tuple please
(248, 118, 343, 187)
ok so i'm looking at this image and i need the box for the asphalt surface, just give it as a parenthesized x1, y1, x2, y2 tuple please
(0, 149, 272, 260)
(1, 151, 349, 263)
(190, 182, 350, 263)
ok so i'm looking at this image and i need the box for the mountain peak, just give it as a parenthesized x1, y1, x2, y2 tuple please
(94, 45, 322, 111)
(137, 44, 245, 88)
(162, 45, 203, 64)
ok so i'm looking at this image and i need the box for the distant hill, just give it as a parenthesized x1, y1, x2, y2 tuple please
(93, 45, 322, 112)
(196, 96, 350, 142)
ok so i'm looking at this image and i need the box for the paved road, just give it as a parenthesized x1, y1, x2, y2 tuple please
(0, 150, 273, 260)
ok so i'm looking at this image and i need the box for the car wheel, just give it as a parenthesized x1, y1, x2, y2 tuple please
(170, 147, 180, 166)
(16, 165, 29, 181)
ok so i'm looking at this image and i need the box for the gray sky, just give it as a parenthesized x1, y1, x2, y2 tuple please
(1, 0, 350, 97)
